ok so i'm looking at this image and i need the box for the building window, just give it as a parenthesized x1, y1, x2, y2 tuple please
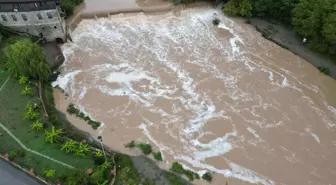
(37, 13, 42, 20)
(21, 14, 27, 21)
(1, 15, 7, 22)
(11, 14, 17, 21)
(47, 12, 52, 19)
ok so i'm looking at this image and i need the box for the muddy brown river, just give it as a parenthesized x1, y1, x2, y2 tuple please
(53, 1, 336, 185)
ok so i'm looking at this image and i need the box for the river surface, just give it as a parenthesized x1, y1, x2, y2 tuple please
(53, 2, 336, 185)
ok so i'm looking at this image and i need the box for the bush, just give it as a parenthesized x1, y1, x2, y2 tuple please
(171, 162, 184, 174)
(170, 162, 199, 181)
(202, 172, 212, 182)
(9, 151, 17, 161)
(152, 152, 163, 161)
(125, 141, 136, 148)
(212, 18, 220, 25)
(165, 172, 185, 185)
(137, 143, 152, 155)
(17, 149, 26, 158)
(67, 104, 78, 115)
(88, 120, 101, 129)
(318, 66, 331, 76)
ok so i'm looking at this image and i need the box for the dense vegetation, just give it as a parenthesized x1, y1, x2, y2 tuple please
(61, 0, 83, 17)
(221, 0, 336, 57)
(3, 39, 51, 81)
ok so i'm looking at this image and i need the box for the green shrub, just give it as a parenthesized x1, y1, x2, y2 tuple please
(17, 149, 26, 158)
(170, 162, 199, 181)
(212, 18, 220, 25)
(137, 143, 152, 155)
(202, 172, 212, 182)
(88, 120, 101, 130)
(171, 162, 184, 174)
(318, 66, 331, 76)
(152, 151, 163, 161)
(165, 172, 185, 185)
(9, 151, 17, 161)
(67, 104, 78, 115)
(125, 140, 136, 148)
(65, 170, 91, 185)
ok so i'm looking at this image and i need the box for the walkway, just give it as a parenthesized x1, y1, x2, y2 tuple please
(0, 159, 41, 185)
(251, 18, 336, 77)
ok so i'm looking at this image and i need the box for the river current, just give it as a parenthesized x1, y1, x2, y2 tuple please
(53, 4, 336, 185)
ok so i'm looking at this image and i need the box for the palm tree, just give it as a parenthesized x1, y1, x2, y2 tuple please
(23, 103, 39, 120)
(31, 120, 44, 131)
(94, 150, 104, 157)
(75, 142, 90, 157)
(43, 169, 55, 178)
(61, 140, 77, 153)
(18, 75, 28, 85)
(44, 127, 63, 144)
(21, 86, 33, 96)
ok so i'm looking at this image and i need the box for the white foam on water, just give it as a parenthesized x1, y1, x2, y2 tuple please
(247, 127, 260, 139)
(52, 70, 81, 90)
(176, 155, 275, 185)
(190, 131, 237, 160)
(305, 128, 321, 144)
(79, 87, 87, 99)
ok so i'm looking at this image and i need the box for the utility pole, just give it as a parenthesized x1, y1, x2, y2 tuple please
(97, 135, 107, 161)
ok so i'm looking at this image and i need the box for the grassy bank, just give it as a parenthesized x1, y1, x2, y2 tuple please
(0, 74, 97, 184)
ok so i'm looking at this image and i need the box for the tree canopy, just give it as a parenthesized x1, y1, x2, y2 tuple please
(292, 0, 336, 54)
(3, 39, 51, 81)
(222, 0, 336, 56)
(223, 0, 253, 17)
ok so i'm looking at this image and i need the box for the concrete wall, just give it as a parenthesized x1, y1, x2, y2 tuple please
(0, 8, 66, 42)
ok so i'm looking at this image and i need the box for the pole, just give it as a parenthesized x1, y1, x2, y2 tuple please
(98, 136, 107, 161)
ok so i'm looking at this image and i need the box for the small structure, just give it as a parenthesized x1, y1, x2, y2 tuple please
(0, 0, 66, 42)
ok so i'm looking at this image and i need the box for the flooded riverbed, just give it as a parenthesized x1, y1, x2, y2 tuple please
(53, 5, 336, 185)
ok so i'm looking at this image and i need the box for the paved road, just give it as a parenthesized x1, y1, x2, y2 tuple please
(0, 159, 41, 185)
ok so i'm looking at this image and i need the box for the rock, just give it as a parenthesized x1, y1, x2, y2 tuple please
(29, 168, 34, 175)
(87, 168, 93, 175)
(4, 153, 9, 159)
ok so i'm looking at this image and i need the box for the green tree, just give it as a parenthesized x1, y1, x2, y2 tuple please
(44, 127, 63, 144)
(3, 39, 51, 81)
(31, 120, 44, 131)
(61, 140, 78, 153)
(21, 86, 33, 96)
(252, 0, 299, 23)
(292, 0, 335, 54)
(18, 75, 28, 85)
(75, 142, 90, 157)
(223, 0, 253, 17)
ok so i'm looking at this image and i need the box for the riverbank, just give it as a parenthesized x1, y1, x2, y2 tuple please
(250, 18, 336, 78)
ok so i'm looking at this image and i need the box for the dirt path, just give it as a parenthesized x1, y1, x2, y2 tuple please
(250, 18, 336, 77)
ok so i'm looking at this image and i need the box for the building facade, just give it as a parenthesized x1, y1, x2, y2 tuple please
(0, 0, 66, 42)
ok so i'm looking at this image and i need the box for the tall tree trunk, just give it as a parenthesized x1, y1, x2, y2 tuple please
(38, 79, 48, 119)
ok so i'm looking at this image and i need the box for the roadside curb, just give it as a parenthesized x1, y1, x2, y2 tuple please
(0, 155, 50, 185)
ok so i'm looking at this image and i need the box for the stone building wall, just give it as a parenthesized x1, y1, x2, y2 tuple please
(0, 8, 66, 42)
